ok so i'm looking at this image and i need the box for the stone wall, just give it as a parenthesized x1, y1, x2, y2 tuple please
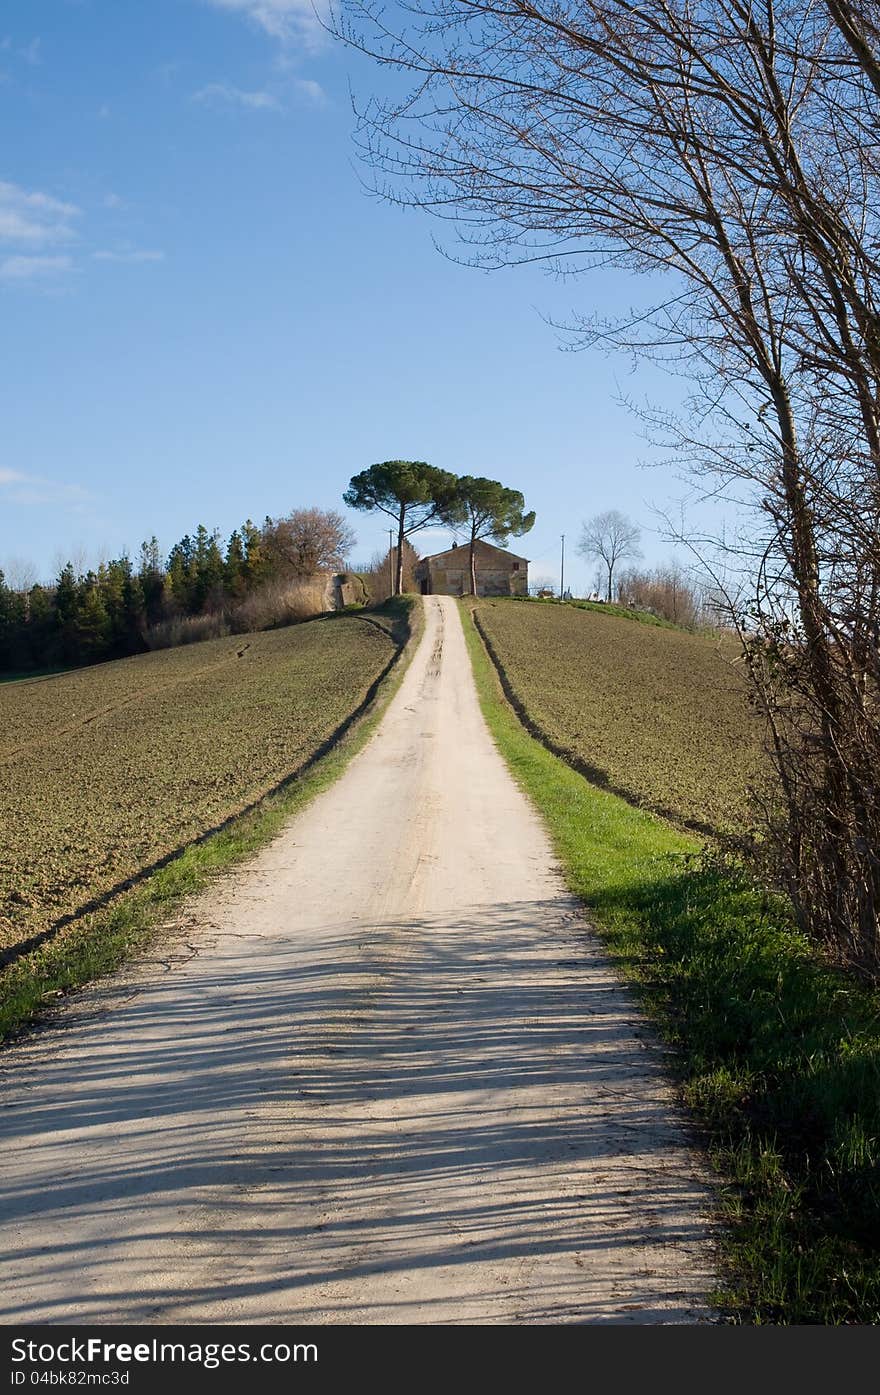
(422, 565, 528, 597)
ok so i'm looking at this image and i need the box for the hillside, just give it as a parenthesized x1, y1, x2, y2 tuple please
(472, 598, 766, 833)
(0, 613, 402, 961)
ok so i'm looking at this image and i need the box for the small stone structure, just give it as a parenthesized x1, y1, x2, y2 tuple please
(414, 539, 529, 597)
(326, 573, 369, 610)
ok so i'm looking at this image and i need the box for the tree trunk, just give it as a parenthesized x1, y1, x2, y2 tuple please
(469, 532, 477, 595)
(396, 507, 406, 596)
(605, 563, 613, 602)
(824, 0, 880, 101)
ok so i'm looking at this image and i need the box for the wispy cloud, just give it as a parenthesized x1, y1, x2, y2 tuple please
(0, 35, 42, 65)
(0, 467, 91, 507)
(294, 77, 325, 103)
(0, 179, 79, 248)
(155, 60, 183, 85)
(0, 180, 80, 247)
(193, 81, 283, 109)
(201, 0, 326, 44)
(0, 254, 72, 282)
(92, 248, 165, 264)
(0, 180, 167, 290)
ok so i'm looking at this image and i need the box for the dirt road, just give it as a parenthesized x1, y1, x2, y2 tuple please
(0, 596, 714, 1324)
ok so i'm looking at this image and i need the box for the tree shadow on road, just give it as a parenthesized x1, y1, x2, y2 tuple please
(0, 898, 714, 1324)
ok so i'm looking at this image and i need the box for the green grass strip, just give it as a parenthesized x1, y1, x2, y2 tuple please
(461, 599, 880, 1325)
(0, 597, 423, 1044)
(510, 593, 680, 628)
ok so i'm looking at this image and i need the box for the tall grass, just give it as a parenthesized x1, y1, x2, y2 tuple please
(144, 578, 328, 650)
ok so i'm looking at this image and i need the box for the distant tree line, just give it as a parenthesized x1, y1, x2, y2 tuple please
(0, 508, 354, 674)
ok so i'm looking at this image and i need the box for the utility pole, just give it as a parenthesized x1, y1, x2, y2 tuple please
(389, 527, 394, 598)
(560, 533, 565, 600)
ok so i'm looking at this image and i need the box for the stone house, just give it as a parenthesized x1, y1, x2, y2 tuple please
(414, 539, 529, 597)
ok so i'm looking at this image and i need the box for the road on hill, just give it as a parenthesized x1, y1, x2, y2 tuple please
(0, 596, 714, 1324)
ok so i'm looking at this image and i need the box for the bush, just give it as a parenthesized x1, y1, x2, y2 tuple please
(616, 564, 714, 630)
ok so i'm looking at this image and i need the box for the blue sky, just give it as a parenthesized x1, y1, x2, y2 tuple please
(0, 0, 718, 593)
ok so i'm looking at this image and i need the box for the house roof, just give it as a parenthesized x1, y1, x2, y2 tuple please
(420, 539, 530, 566)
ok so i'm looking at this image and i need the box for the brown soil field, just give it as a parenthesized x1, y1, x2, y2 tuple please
(473, 598, 766, 833)
(0, 615, 400, 957)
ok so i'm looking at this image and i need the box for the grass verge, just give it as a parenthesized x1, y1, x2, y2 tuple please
(461, 599, 880, 1325)
(0, 596, 423, 1044)
(511, 592, 679, 628)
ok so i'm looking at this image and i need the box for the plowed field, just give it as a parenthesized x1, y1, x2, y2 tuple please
(473, 598, 765, 833)
(0, 616, 399, 956)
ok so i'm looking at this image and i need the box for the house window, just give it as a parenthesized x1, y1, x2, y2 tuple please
(512, 562, 520, 570)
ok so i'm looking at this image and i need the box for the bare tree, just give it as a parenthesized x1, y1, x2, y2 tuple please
(335, 0, 880, 973)
(262, 508, 355, 578)
(2, 557, 38, 592)
(616, 562, 710, 629)
(577, 512, 642, 602)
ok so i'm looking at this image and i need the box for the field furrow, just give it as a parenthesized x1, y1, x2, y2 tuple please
(0, 616, 399, 956)
(473, 598, 766, 832)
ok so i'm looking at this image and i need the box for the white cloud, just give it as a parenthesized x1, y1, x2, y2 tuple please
(0, 468, 91, 507)
(0, 182, 167, 288)
(92, 249, 165, 264)
(0, 180, 80, 246)
(201, 0, 326, 44)
(0, 254, 72, 282)
(294, 77, 325, 103)
(193, 81, 283, 109)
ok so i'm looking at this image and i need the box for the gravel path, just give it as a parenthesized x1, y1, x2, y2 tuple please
(0, 595, 715, 1324)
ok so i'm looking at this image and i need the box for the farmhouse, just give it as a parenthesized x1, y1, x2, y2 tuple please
(415, 540, 529, 597)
